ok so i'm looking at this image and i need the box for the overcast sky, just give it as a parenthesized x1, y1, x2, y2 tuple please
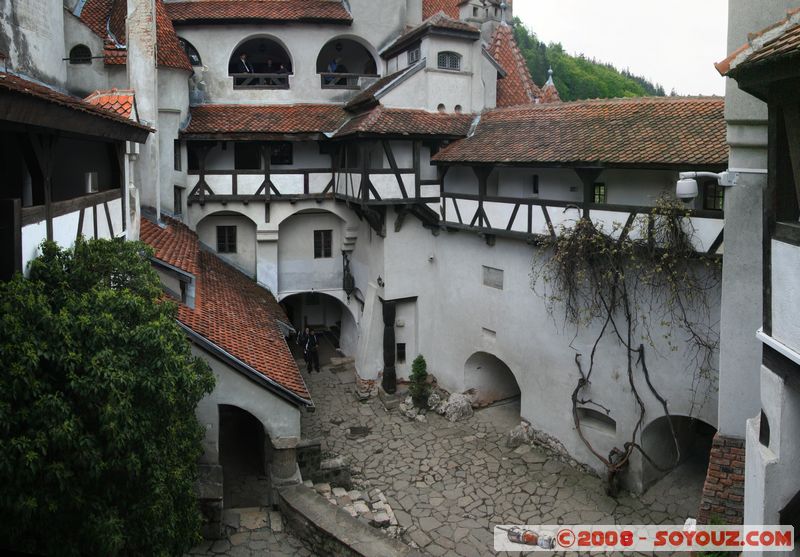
(514, 0, 729, 96)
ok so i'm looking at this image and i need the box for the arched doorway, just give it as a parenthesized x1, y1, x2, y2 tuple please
(229, 36, 292, 88)
(464, 352, 521, 426)
(218, 405, 270, 508)
(316, 37, 378, 88)
(641, 415, 716, 493)
(281, 291, 356, 367)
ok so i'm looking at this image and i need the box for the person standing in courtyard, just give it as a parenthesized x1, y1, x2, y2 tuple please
(297, 327, 310, 366)
(305, 328, 320, 373)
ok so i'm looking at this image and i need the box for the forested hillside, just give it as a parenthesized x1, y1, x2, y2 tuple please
(512, 18, 666, 101)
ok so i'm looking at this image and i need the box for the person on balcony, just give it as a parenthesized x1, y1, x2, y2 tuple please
(326, 57, 343, 85)
(237, 53, 253, 73)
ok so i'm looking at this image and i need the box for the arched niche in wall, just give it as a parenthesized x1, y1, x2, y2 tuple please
(228, 35, 294, 89)
(316, 36, 379, 88)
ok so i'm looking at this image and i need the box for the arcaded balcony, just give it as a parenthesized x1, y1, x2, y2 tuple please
(229, 37, 293, 90)
(316, 38, 378, 90)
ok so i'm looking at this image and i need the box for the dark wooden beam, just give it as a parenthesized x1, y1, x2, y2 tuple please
(382, 140, 408, 199)
(413, 140, 421, 199)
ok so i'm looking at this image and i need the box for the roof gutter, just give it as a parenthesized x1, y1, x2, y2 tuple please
(178, 321, 315, 410)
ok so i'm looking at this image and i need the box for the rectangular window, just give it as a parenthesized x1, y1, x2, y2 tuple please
(396, 343, 406, 363)
(532, 174, 539, 196)
(173, 139, 181, 171)
(173, 186, 183, 217)
(271, 142, 293, 165)
(216, 225, 237, 253)
(187, 141, 202, 171)
(314, 230, 333, 259)
(407, 47, 421, 65)
(482, 265, 504, 289)
(234, 143, 262, 170)
(593, 182, 607, 203)
(437, 51, 461, 71)
(703, 181, 725, 211)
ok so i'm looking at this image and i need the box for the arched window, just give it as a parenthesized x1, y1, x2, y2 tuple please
(437, 51, 461, 71)
(316, 37, 378, 89)
(437, 103, 446, 113)
(69, 45, 92, 65)
(178, 37, 202, 67)
(229, 37, 292, 89)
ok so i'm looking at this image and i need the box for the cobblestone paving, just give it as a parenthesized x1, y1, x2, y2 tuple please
(188, 507, 313, 557)
(301, 362, 704, 557)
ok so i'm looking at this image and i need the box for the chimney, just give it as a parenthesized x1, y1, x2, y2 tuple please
(126, 0, 161, 217)
(406, 0, 422, 26)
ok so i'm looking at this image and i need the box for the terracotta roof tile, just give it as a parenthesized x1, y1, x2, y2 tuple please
(382, 11, 479, 58)
(166, 0, 352, 25)
(716, 8, 800, 75)
(79, 0, 192, 71)
(488, 23, 541, 107)
(84, 88, 136, 118)
(183, 104, 348, 136)
(140, 218, 311, 403)
(335, 106, 474, 137)
(0, 71, 151, 132)
(434, 96, 727, 167)
(423, 0, 459, 19)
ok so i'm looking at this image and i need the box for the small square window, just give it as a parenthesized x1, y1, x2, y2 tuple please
(408, 47, 421, 65)
(173, 139, 181, 171)
(593, 182, 607, 204)
(482, 265, 504, 289)
(217, 226, 237, 253)
(314, 230, 332, 259)
(396, 343, 407, 363)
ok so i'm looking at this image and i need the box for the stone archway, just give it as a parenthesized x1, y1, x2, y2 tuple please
(218, 404, 270, 509)
(641, 415, 716, 493)
(464, 351, 521, 410)
(280, 291, 357, 366)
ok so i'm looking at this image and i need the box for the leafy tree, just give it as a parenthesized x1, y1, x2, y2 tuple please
(0, 238, 214, 556)
(512, 18, 666, 101)
(409, 354, 431, 407)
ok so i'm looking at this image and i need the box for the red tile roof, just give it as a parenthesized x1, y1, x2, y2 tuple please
(140, 218, 311, 403)
(166, 0, 352, 25)
(335, 106, 474, 138)
(184, 104, 348, 136)
(423, 0, 459, 19)
(434, 96, 727, 167)
(84, 88, 136, 118)
(79, 0, 192, 71)
(344, 65, 419, 112)
(0, 71, 151, 133)
(382, 11, 480, 58)
(716, 8, 800, 76)
(488, 23, 541, 107)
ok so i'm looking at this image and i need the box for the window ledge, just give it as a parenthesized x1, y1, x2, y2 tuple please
(426, 67, 472, 77)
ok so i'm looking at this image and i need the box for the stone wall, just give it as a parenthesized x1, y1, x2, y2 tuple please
(277, 484, 421, 557)
(698, 433, 745, 524)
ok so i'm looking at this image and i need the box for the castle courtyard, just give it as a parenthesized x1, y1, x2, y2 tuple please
(192, 357, 704, 557)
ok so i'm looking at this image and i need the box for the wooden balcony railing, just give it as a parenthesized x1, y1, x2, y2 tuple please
(231, 73, 290, 89)
(441, 192, 725, 254)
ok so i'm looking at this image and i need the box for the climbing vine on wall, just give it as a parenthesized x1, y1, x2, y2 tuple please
(531, 196, 721, 495)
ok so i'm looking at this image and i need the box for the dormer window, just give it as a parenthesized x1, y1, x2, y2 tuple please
(437, 51, 461, 71)
(408, 47, 421, 65)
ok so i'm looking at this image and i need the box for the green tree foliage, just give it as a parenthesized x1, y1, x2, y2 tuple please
(409, 354, 431, 407)
(0, 238, 215, 556)
(512, 18, 666, 101)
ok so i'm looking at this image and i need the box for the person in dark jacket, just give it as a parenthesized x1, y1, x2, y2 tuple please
(297, 327, 310, 366)
(305, 328, 320, 373)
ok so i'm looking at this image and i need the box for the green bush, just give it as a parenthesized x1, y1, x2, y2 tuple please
(0, 238, 214, 556)
(409, 354, 431, 407)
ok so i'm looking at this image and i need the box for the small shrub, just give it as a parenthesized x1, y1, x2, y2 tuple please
(409, 355, 431, 407)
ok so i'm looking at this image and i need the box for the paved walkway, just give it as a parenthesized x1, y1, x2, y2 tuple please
(301, 361, 704, 557)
